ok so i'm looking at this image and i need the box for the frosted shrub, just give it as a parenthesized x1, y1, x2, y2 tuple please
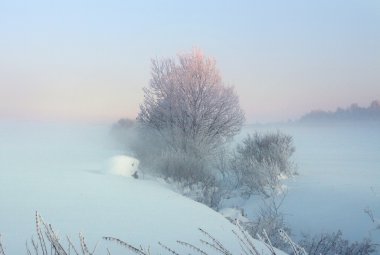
(158, 148, 212, 185)
(231, 132, 296, 198)
(244, 196, 292, 252)
(156, 147, 225, 208)
(298, 231, 376, 255)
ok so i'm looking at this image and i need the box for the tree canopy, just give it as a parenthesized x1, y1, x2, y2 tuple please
(138, 49, 245, 152)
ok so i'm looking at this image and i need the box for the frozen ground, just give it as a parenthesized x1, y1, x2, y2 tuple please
(0, 121, 285, 255)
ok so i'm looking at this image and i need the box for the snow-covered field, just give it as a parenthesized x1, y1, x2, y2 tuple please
(0, 121, 286, 255)
(1, 120, 379, 254)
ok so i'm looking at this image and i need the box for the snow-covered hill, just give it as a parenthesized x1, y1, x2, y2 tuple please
(0, 121, 286, 254)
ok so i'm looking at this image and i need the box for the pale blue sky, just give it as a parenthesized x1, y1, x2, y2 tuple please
(1, 0, 379, 123)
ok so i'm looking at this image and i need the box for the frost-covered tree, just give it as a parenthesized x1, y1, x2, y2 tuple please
(135, 50, 244, 199)
(138, 49, 245, 153)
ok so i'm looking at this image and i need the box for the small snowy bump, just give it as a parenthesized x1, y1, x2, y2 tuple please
(219, 207, 250, 223)
(107, 155, 139, 177)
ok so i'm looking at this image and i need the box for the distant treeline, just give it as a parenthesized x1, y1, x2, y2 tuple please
(299, 100, 380, 123)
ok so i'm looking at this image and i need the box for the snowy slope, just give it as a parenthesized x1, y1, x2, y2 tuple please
(0, 121, 286, 254)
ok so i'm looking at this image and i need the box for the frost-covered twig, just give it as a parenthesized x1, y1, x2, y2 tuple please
(35, 212, 48, 255)
(176, 240, 208, 255)
(103, 237, 148, 255)
(257, 231, 276, 255)
(234, 221, 260, 255)
(79, 233, 91, 255)
(199, 239, 229, 255)
(66, 236, 80, 255)
(31, 237, 39, 255)
(158, 242, 179, 255)
(199, 228, 232, 255)
(26, 241, 32, 255)
(364, 207, 380, 231)
(278, 229, 306, 255)
(263, 229, 276, 255)
(0, 235, 5, 255)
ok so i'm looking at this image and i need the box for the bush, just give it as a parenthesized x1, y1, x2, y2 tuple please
(158, 148, 212, 185)
(243, 196, 292, 252)
(231, 132, 296, 197)
(298, 231, 376, 255)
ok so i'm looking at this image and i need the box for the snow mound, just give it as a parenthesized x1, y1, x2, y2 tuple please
(107, 155, 139, 177)
(219, 207, 251, 223)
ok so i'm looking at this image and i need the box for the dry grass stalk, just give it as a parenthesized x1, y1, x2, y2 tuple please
(157, 242, 179, 255)
(67, 236, 80, 255)
(233, 222, 261, 255)
(103, 236, 148, 255)
(0, 235, 6, 255)
(176, 240, 208, 255)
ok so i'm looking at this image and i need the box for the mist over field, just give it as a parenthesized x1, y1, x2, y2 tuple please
(1, 119, 379, 253)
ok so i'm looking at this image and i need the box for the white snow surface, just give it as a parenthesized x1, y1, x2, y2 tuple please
(0, 121, 286, 255)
